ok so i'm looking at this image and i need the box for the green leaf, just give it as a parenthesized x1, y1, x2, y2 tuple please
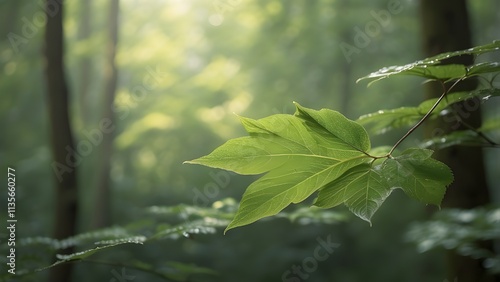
(186, 103, 372, 232)
(357, 64, 467, 86)
(37, 239, 145, 272)
(150, 219, 228, 240)
(357, 41, 500, 85)
(20, 227, 134, 250)
(293, 102, 371, 153)
(357, 107, 422, 134)
(467, 62, 500, 76)
(314, 164, 391, 224)
(185, 113, 362, 174)
(421, 40, 500, 64)
(314, 148, 452, 223)
(226, 156, 369, 231)
(381, 148, 453, 206)
(186, 104, 454, 230)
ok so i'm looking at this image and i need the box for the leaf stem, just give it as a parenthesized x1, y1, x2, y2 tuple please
(388, 77, 466, 155)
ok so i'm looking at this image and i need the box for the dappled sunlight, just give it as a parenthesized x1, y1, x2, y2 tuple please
(137, 148, 158, 169)
(115, 112, 177, 149)
(226, 90, 253, 113)
(3, 61, 16, 76)
(191, 57, 241, 91)
(198, 105, 225, 122)
(196, 91, 253, 138)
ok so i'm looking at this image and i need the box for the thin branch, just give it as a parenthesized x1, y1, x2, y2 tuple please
(457, 119, 498, 145)
(388, 77, 466, 155)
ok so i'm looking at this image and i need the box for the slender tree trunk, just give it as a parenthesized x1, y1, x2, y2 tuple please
(77, 0, 92, 125)
(93, 0, 119, 228)
(419, 1, 498, 281)
(43, 0, 78, 281)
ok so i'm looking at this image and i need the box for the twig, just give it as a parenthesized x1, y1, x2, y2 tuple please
(388, 77, 466, 155)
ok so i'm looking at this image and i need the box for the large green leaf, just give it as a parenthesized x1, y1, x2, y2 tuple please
(186, 104, 454, 231)
(226, 156, 369, 231)
(185, 113, 363, 174)
(186, 103, 373, 232)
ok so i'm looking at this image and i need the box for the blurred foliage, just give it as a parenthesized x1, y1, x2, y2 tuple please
(406, 207, 500, 274)
(0, 198, 346, 281)
(0, 0, 499, 281)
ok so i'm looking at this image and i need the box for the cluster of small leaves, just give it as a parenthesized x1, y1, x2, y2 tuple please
(0, 201, 235, 281)
(1, 198, 341, 281)
(406, 207, 500, 274)
(186, 40, 500, 233)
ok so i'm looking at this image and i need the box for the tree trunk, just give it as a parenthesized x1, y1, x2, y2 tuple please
(77, 0, 92, 125)
(43, 0, 78, 281)
(93, 0, 120, 228)
(419, 1, 498, 281)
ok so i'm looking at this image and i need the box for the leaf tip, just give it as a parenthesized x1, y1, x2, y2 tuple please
(183, 159, 199, 165)
(223, 225, 234, 235)
(362, 217, 373, 226)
